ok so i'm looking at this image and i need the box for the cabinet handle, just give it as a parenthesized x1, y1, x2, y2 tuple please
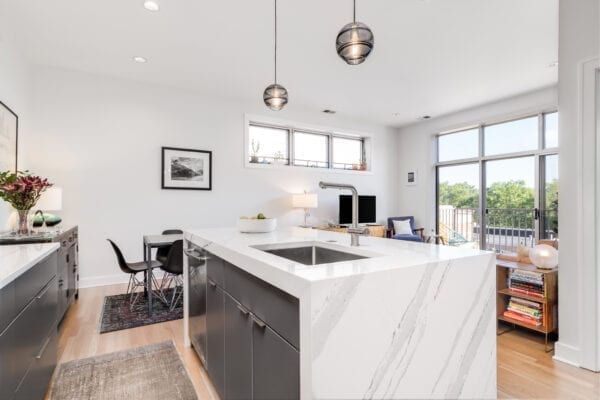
(237, 304, 249, 316)
(36, 279, 55, 299)
(66, 254, 70, 263)
(36, 336, 52, 359)
(252, 316, 266, 329)
(208, 280, 217, 288)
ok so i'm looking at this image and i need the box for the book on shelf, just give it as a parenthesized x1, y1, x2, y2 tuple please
(503, 310, 542, 326)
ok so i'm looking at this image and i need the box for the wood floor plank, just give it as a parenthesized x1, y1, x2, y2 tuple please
(54, 284, 600, 399)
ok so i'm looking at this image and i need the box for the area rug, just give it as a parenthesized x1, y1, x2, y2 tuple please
(100, 288, 183, 333)
(49, 341, 197, 400)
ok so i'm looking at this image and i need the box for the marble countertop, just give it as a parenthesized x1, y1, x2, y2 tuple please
(184, 227, 492, 296)
(0, 243, 60, 289)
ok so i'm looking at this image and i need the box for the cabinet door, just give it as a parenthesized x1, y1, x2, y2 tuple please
(67, 244, 77, 303)
(252, 318, 300, 400)
(224, 294, 252, 400)
(57, 265, 69, 321)
(206, 279, 225, 399)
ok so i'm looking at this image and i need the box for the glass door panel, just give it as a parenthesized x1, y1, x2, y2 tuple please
(541, 154, 559, 239)
(485, 156, 536, 252)
(437, 163, 481, 248)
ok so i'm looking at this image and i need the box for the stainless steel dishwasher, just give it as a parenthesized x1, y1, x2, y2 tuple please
(184, 240, 208, 366)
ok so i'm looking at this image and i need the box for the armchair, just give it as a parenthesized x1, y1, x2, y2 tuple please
(387, 216, 424, 242)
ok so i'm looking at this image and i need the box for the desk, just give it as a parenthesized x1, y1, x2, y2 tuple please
(143, 234, 183, 316)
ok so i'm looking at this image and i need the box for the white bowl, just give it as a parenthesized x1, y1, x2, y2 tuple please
(237, 218, 277, 233)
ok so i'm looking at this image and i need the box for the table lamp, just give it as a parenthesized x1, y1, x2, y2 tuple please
(34, 187, 63, 229)
(292, 192, 318, 228)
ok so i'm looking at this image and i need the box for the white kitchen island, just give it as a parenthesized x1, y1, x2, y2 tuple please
(183, 227, 496, 400)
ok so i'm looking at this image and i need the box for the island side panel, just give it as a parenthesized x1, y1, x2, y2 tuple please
(308, 253, 496, 400)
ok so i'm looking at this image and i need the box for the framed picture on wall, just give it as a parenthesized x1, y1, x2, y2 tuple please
(405, 168, 418, 186)
(161, 147, 212, 190)
(0, 101, 18, 172)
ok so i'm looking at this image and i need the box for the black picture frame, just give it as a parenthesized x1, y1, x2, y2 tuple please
(161, 146, 212, 190)
(0, 100, 18, 172)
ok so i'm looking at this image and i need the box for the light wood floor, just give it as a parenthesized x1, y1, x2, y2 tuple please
(56, 284, 599, 400)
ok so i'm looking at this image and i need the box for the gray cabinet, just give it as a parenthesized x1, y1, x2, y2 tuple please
(206, 279, 225, 398)
(252, 321, 300, 400)
(223, 294, 252, 400)
(0, 251, 59, 400)
(203, 253, 300, 400)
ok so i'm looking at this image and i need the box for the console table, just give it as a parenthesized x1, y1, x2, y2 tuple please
(314, 224, 386, 238)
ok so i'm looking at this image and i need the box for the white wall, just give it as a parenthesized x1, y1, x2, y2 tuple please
(0, 40, 31, 227)
(23, 66, 399, 287)
(554, 0, 600, 371)
(395, 86, 557, 231)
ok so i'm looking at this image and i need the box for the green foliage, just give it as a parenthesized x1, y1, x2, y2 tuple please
(486, 180, 534, 209)
(438, 182, 478, 209)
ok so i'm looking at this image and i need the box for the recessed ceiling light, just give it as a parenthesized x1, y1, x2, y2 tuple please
(143, 1, 159, 11)
(132, 56, 148, 63)
(322, 109, 336, 114)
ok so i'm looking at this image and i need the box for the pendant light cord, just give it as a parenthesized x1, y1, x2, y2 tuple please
(274, 0, 278, 84)
(353, 0, 356, 22)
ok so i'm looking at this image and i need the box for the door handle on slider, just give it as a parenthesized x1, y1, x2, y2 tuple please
(252, 316, 266, 329)
(208, 280, 217, 288)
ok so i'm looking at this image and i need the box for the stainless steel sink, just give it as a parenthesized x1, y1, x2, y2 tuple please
(252, 242, 373, 266)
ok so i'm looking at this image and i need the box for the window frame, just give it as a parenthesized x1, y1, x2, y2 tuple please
(435, 110, 559, 250)
(244, 114, 371, 174)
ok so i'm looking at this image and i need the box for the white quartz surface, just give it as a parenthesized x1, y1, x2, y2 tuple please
(0, 243, 59, 289)
(185, 227, 491, 288)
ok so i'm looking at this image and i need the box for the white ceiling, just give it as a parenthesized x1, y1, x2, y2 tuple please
(0, 0, 558, 127)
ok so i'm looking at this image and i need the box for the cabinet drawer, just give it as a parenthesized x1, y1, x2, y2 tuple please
(0, 281, 16, 333)
(14, 327, 57, 400)
(15, 253, 57, 316)
(224, 262, 299, 349)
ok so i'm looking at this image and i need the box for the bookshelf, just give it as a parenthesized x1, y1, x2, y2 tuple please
(496, 259, 558, 352)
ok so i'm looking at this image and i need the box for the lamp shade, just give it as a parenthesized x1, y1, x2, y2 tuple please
(529, 244, 559, 269)
(36, 187, 63, 211)
(292, 193, 318, 209)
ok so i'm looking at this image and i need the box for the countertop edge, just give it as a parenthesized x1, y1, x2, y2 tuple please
(0, 243, 60, 290)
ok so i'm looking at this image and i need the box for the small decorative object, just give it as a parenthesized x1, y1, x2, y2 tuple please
(250, 139, 260, 163)
(0, 101, 18, 172)
(529, 244, 559, 269)
(0, 170, 53, 235)
(405, 168, 417, 186)
(162, 147, 212, 190)
(336, 0, 374, 65)
(238, 213, 277, 233)
(273, 150, 284, 164)
(292, 192, 318, 227)
(263, 0, 289, 111)
(33, 186, 63, 228)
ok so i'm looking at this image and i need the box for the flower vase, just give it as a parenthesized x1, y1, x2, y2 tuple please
(17, 209, 31, 235)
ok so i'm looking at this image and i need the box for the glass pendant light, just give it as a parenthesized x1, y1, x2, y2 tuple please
(336, 0, 374, 65)
(263, 0, 288, 111)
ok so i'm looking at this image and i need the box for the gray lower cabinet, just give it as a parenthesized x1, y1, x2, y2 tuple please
(223, 294, 252, 400)
(206, 279, 226, 398)
(204, 253, 300, 400)
(252, 322, 300, 400)
(0, 251, 59, 400)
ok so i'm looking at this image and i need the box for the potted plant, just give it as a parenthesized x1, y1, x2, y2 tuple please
(250, 139, 261, 163)
(273, 150, 284, 165)
(0, 171, 53, 235)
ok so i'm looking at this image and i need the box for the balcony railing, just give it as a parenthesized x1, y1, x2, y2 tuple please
(438, 206, 558, 253)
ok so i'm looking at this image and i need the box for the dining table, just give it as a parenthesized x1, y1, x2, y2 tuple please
(142, 233, 183, 316)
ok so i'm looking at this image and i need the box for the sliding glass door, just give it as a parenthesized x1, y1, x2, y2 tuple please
(436, 112, 558, 253)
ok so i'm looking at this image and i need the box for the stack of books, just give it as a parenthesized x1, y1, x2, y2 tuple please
(508, 269, 544, 297)
(503, 297, 543, 326)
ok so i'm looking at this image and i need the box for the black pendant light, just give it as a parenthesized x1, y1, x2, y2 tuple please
(336, 0, 374, 65)
(263, 0, 288, 111)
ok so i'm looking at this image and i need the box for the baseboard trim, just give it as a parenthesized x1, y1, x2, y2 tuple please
(553, 342, 580, 367)
(79, 270, 169, 289)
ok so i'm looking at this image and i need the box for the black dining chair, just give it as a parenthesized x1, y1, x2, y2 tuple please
(156, 229, 183, 265)
(158, 239, 184, 311)
(107, 239, 163, 310)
